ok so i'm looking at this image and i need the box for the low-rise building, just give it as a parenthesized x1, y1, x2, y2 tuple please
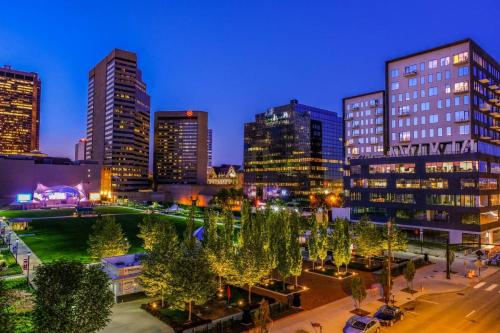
(102, 253, 144, 302)
(0, 155, 101, 206)
(207, 164, 243, 187)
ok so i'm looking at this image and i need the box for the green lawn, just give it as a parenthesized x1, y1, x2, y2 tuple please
(0, 205, 144, 219)
(0, 249, 23, 276)
(3, 277, 35, 333)
(15, 213, 197, 264)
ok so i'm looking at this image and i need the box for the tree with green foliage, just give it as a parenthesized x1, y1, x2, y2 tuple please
(203, 209, 236, 289)
(33, 260, 114, 333)
(353, 215, 383, 267)
(170, 201, 215, 322)
(307, 214, 319, 270)
(229, 201, 270, 303)
(137, 214, 165, 251)
(0, 279, 14, 333)
(289, 212, 303, 286)
(88, 216, 130, 259)
(350, 275, 367, 311)
(274, 211, 293, 290)
(316, 220, 330, 268)
(138, 223, 179, 308)
(253, 299, 272, 333)
(382, 222, 407, 257)
(403, 260, 416, 290)
(330, 218, 352, 274)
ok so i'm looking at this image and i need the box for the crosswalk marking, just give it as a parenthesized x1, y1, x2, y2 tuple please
(485, 284, 497, 291)
(473, 282, 486, 289)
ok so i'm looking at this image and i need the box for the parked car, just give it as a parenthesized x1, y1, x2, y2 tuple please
(374, 305, 405, 326)
(488, 253, 500, 266)
(343, 315, 381, 333)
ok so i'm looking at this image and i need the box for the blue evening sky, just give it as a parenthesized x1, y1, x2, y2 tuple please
(0, 0, 498, 165)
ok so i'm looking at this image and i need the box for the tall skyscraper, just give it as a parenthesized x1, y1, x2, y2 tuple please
(244, 99, 343, 199)
(344, 39, 500, 246)
(0, 65, 41, 155)
(153, 110, 208, 187)
(85, 49, 150, 192)
(74, 138, 87, 161)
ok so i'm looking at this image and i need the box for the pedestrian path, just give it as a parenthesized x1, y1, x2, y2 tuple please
(1, 222, 42, 284)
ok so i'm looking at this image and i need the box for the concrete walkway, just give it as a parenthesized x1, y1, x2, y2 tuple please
(1, 221, 42, 283)
(270, 254, 500, 333)
(100, 298, 173, 333)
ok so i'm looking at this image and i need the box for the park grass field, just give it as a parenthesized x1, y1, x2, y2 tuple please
(14, 212, 197, 264)
(0, 205, 142, 219)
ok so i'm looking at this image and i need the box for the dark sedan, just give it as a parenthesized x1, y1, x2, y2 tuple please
(373, 305, 404, 326)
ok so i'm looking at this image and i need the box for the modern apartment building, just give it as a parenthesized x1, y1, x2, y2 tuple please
(0, 66, 41, 155)
(244, 99, 343, 199)
(343, 91, 385, 160)
(344, 39, 500, 246)
(85, 49, 150, 192)
(153, 110, 208, 187)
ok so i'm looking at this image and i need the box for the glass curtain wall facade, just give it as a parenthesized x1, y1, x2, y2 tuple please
(244, 99, 343, 199)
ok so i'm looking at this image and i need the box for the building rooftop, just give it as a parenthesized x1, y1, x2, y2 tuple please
(102, 253, 144, 268)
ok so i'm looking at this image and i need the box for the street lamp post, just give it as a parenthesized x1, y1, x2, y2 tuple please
(15, 239, 19, 262)
(27, 252, 31, 287)
(386, 218, 393, 304)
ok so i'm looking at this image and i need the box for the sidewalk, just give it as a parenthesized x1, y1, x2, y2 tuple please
(270, 255, 499, 333)
(1, 222, 42, 283)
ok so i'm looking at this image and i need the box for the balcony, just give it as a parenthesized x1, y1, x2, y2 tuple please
(369, 100, 379, 108)
(480, 135, 492, 140)
(351, 105, 360, 110)
(479, 77, 490, 84)
(489, 97, 499, 103)
(489, 83, 499, 90)
(352, 122, 360, 128)
(346, 113, 354, 120)
(398, 111, 410, 117)
(403, 69, 417, 77)
(479, 103, 492, 112)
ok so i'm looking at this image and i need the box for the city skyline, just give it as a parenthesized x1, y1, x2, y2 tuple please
(0, 0, 499, 165)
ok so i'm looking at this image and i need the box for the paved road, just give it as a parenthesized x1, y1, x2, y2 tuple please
(389, 270, 500, 332)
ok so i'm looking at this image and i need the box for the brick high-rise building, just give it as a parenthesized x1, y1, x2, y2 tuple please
(85, 49, 150, 192)
(153, 110, 208, 187)
(0, 65, 41, 155)
(344, 39, 500, 246)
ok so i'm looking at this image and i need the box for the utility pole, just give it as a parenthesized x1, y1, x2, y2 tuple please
(386, 218, 392, 304)
(446, 238, 450, 280)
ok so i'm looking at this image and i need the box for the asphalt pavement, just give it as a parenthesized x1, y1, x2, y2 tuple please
(386, 270, 500, 332)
